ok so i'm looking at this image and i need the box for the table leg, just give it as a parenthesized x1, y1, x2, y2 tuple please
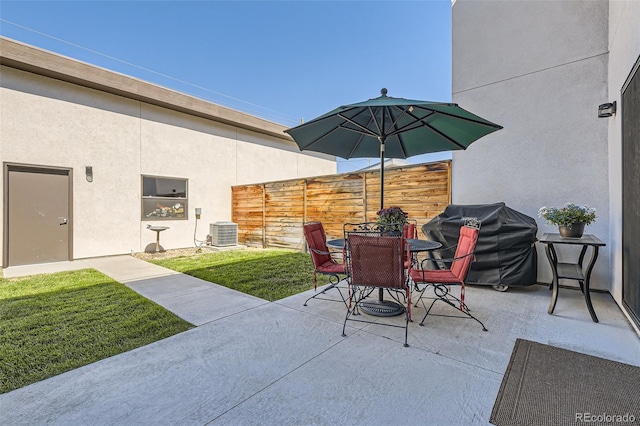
(577, 246, 588, 293)
(583, 246, 600, 323)
(545, 243, 560, 315)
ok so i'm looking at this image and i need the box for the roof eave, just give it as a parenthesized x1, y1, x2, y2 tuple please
(0, 37, 293, 142)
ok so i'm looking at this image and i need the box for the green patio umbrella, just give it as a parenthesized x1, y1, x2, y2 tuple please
(285, 89, 503, 210)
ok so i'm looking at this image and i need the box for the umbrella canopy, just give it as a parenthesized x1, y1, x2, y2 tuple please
(285, 88, 503, 209)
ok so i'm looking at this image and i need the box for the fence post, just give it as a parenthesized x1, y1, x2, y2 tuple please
(363, 172, 368, 221)
(303, 179, 308, 224)
(262, 184, 266, 248)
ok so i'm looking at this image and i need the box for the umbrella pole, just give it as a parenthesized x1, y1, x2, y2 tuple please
(378, 137, 385, 303)
(379, 137, 385, 211)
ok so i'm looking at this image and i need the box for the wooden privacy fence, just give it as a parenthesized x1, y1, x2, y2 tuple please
(231, 161, 452, 250)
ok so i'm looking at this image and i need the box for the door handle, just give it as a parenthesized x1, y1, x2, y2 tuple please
(59, 217, 68, 225)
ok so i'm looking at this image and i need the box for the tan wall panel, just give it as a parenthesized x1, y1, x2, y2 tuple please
(1, 65, 334, 261)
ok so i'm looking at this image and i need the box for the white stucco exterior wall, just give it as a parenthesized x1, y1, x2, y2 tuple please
(451, 0, 611, 290)
(0, 62, 336, 261)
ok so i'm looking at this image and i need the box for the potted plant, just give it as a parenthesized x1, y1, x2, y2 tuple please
(538, 203, 596, 238)
(376, 206, 408, 233)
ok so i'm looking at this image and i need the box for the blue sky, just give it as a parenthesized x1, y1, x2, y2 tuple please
(0, 1, 452, 172)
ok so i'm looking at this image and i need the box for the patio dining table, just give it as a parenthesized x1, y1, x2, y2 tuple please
(327, 238, 441, 254)
(327, 237, 442, 316)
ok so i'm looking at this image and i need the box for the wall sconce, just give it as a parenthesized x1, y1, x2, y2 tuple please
(195, 208, 202, 219)
(85, 166, 93, 182)
(598, 101, 616, 118)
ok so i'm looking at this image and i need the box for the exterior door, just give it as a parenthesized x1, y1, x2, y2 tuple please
(5, 165, 72, 266)
(622, 57, 640, 329)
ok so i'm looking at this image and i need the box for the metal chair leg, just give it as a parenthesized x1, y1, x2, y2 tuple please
(416, 284, 488, 331)
(303, 273, 348, 308)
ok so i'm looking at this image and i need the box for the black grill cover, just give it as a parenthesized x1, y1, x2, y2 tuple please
(422, 203, 538, 287)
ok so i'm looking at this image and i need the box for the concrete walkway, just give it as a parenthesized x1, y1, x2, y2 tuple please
(1, 255, 639, 425)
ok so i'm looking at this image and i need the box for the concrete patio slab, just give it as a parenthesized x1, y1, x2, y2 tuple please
(213, 330, 503, 426)
(1, 254, 639, 425)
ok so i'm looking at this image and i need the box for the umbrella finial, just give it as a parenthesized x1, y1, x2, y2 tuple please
(380, 88, 388, 97)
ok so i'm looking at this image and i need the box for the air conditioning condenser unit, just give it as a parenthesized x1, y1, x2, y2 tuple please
(209, 222, 238, 246)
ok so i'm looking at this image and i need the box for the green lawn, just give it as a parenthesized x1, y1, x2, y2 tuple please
(0, 269, 193, 394)
(149, 248, 321, 301)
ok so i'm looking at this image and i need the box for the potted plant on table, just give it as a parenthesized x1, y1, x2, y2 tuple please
(376, 206, 408, 234)
(538, 203, 596, 238)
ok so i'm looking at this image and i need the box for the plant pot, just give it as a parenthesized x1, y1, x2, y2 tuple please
(558, 222, 585, 238)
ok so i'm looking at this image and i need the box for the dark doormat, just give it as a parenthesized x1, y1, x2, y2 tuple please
(490, 339, 640, 426)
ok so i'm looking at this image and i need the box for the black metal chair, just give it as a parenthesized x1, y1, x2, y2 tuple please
(342, 232, 412, 347)
(302, 221, 348, 307)
(343, 221, 386, 235)
(409, 223, 487, 331)
(343, 221, 412, 298)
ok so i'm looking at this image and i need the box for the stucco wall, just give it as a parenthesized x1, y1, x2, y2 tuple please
(607, 1, 640, 306)
(0, 66, 336, 260)
(451, 0, 611, 289)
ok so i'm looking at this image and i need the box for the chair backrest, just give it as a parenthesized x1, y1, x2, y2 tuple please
(303, 221, 332, 268)
(347, 234, 406, 290)
(403, 221, 417, 239)
(450, 226, 479, 280)
(344, 221, 406, 238)
(343, 221, 384, 238)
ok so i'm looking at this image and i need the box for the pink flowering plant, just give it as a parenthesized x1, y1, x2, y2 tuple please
(376, 206, 408, 231)
(538, 203, 596, 226)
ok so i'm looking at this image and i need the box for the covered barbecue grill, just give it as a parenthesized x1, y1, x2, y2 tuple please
(422, 203, 538, 291)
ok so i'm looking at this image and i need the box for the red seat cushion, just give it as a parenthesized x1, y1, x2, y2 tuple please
(403, 223, 416, 239)
(450, 226, 477, 279)
(410, 268, 462, 284)
(410, 226, 478, 284)
(317, 261, 346, 275)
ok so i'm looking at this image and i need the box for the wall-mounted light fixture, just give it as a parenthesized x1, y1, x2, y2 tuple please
(195, 208, 202, 219)
(85, 166, 93, 182)
(598, 101, 616, 118)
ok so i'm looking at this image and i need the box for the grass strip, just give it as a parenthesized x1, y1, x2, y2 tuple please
(0, 269, 193, 394)
(150, 248, 324, 301)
